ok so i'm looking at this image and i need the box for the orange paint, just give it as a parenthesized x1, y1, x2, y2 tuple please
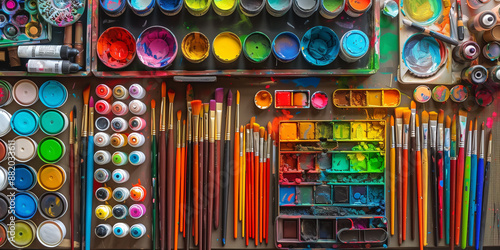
(37, 164, 66, 191)
(279, 123, 297, 140)
(292, 92, 308, 106)
(254, 90, 272, 109)
(384, 89, 401, 106)
(348, 0, 371, 10)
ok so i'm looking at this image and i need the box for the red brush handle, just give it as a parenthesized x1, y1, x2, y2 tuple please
(450, 158, 457, 250)
(403, 148, 409, 241)
(167, 129, 175, 250)
(265, 159, 270, 244)
(246, 151, 250, 246)
(214, 140, 221, 229)
(70, 143, 74, 250)
(207, 142, 215, 250)
(455, 147, 465, 245)
(437, 150, 444, 239)
(397, 147, 403, 245)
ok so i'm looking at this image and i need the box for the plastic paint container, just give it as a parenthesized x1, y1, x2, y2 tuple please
(403, 34, 446, 77)
(130, 223, 147, 239)
(96, 117, 111, 131)
(483, 25, 500, 42)
(113, 187, 130, 202)
(0, 80, 13, 107)
(0, 167, 7, 191)
(213, 0, 238, 16)
(111, 133, 128, 148)
(95, 100, 111, 115)
(469, 10, 497, 32)
(272, 32, 300, 63)
(483, 41, 500, 61)
(127, 0, 155, 16)
(402, 0, 441, 25)
(112, 151, 128, 166)
(301, 26, 339, 66)
(244, 32, 271, 63)
(344, 0, 371, 17)
(113, 223, 130, 238)
(461, 65, 488, 85)
(9, 220, 36, 248)
(136, 26, 178, 68)
(452, 41, 480, 63)
(112, 169, 130, 183)
(94, 132, 111, 147)
(37, 164, 66, 191)
(38, 137, 65, 164)
(95, 224, 112, 238)
(130, 184, 147, 201)
(39, 80, 67, 108)
(129, 151, 146, 165)
(94, 150, 112, 165)
(113, 204, 128, 219)
(266, 0, 292, 17)
(254, 90, 272, 109)
(94, 168, 111, 183)
(413, 85, 432, 103)
(95, 204, 113, 220)
(129, 203, 147, 219)
(311, 91, 328, 109)
(13, 136, 37, 162)
(0, 109, 11, 137)
(3, 24, 20, 40)
(37, 220, 66, 247)
(112, 101, 128, 116)
(0, 223, 7, 247)
(39, 109, 68, 135)
(185, 0, 211, 16)
(11, 109, 39, 136)
(475, 86, 494, 107)
(96, 186, 112, 202)
(0, 139, 6, 163)
(111, 117, 128, 132)
(319, 0, 344, 19)
(213, 32, 242, 63)
(450, 85, 468, 103)
(113, 85, 129, 100)
(432, 85, 450, 103)
(96, 84, 112, 99)
(129, 100, 147, 115)
(239, 0, 266, 16)
(129, 116, 147, 131)
(0, 193, 8, 221)
(181, 32, 210, 63)
(129, 84, 146, 99)
(13, 79, 38, 106)
(339, 30, 369, 63)
(10, 164, 37, 191)
(97, 27, 136, 69)
(293, 0, 319, 18)
(129, 132, 146, 147)
(14, 192, 38, 220)
(156, 0, 183, 15)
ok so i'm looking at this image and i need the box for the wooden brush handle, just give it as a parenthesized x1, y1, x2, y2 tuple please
(397, 147, 403, 245)
(265, 159, 270, 244)
(403, 148, 408, 241)
(159, 132, 167, 250)
(207, 142, 215, 250)
(184, 141, 193, 250)
(214, 140, 221, 229)
(416, 150, 423, 250)
(410, 140, 417, 241)
(234, 132, 240, 239)
(174, 146, 181, 250)
(198, 140, 204, 250)
(455, 147, 465, 245)
(167, 129, 175, 250)
(193, 142, 199, 246)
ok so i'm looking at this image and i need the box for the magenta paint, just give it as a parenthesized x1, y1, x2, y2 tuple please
(311, 91, 328, 110)
(136, 26, 178, 69)
(129, 204, 147, 219)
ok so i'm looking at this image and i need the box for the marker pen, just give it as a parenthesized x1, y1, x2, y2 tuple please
(129, 84, 146, 99)
(94, 168, 111, 183)
(112, 152, 128, 166)
(128, 132, 145, 147)
(96, 84, 112, 99)
(129, 116, 147, 131)
(94, 132, 111, 147)
(112, 101, 128, 116)
(26, 60, 80, 74)
(129, 100, 147, 115)
(110, 133, 128, 148)
(113, 187, 130, 202)
(95, 224, 112, 238)
(129, 151, 146, 165)
(95, 100, 111, 115)
(112, 169, 130, 183)
(94, 150, 112, 165)
(111, 117, 128, 132)
(17, 45, 79, 59)
(113, 85, 129, 100)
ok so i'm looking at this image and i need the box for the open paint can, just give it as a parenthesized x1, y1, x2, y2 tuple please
(311, 91, 328, 109)
(13, 136, 38, 162)
(239, 0, 266, 16)
(0, 139, 6, 163)
(97, 27, 136, 69)
(136, 26, 178, 68)
(266, 0, 292, 17)
(11, 109, 39, 136)
(39, 109, 68, 136)
(127, 0, 155, 16)
(293, 0, 319, 18)
(100, 0, 127, 16)
(213, 0, 238, 16)
(0, 193, 9, 221)
(37, 164, 66, 191)
(402, 0, 441, 25)
(483, 41, 500, 61)
(413, 85, 432, 103)
(402, 34, 447, 78)
(272, 31, 300, 63)
(9, 220, 37, 248)
(244, 32, 272, 63)
(301, 26, 339, 66)
(39, 192, 68, 219)
(39, 80, 68, 108)
(254, 90, 272, 109)
(13, 79, 38, 106)
(182, 32, 210, 63)
(344, 0, 371, 17)
(339, 30, 369, 62)
(14, 191, 38, 220)
(38, 137, 66, 164)
(0, 167, 7, 191)
(0, 223, 7, 247)
(10, 164, 37, 191)
(37, 220, 66, 247)
(319, 0, 344, 18)
(185, 0, 211, 16)
(475, 85, 494, 107)
(431, 85, 450, 103)
(450, 85, 468, 103)
(0, 109, 11, 137)
(0, 80, 13, 107)
(157, 0, 183, 15)
(483, 25, 500, 42)
(213, 32, 242, 63)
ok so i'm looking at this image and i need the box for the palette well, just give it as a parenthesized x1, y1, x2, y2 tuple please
(275, 90, 310, 109)
(332, 88, 400, 108)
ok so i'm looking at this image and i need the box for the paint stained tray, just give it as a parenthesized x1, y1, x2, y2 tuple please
(332, 88, 401, 108)
(90, 0, 380, 78)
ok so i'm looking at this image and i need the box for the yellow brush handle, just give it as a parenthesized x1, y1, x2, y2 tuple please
(422, 148, 429, 246)
(390, 147, 396, 236)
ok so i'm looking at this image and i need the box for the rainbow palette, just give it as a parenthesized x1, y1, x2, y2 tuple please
(275, 90, 310, 109)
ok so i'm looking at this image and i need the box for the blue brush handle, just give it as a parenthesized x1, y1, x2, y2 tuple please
(85, 136, 94, 250)
(444, 149, 451, 244)
(468, 154, 478, 246)
(475, 157, 485, 250)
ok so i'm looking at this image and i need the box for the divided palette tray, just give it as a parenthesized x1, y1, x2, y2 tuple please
(332, 88, 401, 108)
(90, 0, 380, 77)
(276, 120, 388, 249)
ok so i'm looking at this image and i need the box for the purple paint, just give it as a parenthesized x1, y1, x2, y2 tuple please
(136, 26, 178, 68)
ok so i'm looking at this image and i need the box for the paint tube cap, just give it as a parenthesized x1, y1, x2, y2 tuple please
(9, 220, 36, 248)
(38, 137, 65, 164)
(39, 192, 67, 219)
(112, 204, 128, 219)
(95, 117, 110, 131)
(14, 192, 38, 220)
(113, 85, 129, 100)
(95, 204, 113, 220)
(110, 133, 128, 148)
(96, 84, 112, 99)
(37, 164, 66, 191)
(340, 30, 369, 62)
(11, 109, 39, 136)
(13, 79, 38, 106)
(111, 117, 128, 132)
(129, 151, 146, 165)
(11, 164, 37, 191)
(413, 85, 431, 103)
(0, 167, 7, 191)
(94, 168, 111, 183)
(129, 100, 146, 115)
(39, 109, 68, 135)
(130, 223, 146, 239)
(95, 187, 112, 202)
(94, 150, 112, 165)
(112, 169, 130, 183)
(112, 152, 128, 166)
(94, 132, 111, 147)
(37, 220, 66, 247)
(129, 204, 146, 219)
(129, 83, 146, 99)
(95, 224, 112, 238)
(95, 100, 111, 115)
(128, 132, 145, 147)
(39, 80, 68, 108)
(113, 187, 130, 202)
(113, 223, 130, 238)
(129, 116, 146, 131)
(130, 185, 146, 201)
(0, 109, 12, 137)
(13, 136, 37, 162)
(112, 101, 128, 116)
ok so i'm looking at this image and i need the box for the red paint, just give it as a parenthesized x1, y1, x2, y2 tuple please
(275, 91, 291, 107)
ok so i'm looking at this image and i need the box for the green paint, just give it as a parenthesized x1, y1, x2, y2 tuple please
(333, 122, 350, 139)
(380, 15, 398, 64)
(332, 153, 349, 171)
(367, 152, 385, 172)
(244, 32, 271, 63)
(298, 186, 314, 204)
(315, 122, 333, 139)
(322, 0, 342, 11)
(348, 153, 367, 171)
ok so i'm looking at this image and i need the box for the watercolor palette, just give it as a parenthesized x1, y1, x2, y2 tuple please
(276, 120, 388, 248)
(332, 88, 401, 108)
(275, 90, 310, 109)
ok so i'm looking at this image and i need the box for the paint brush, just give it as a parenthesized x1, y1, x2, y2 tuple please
(174, 110, 182, 250)
(468, 119, 478, 246)
(167, 89, 175, 250)
(184, 85, 194, 250)
(85, 96, 94, 250)
(79, 86, 89, 250)
(456, 0, 464, 40)
(159, 83, 167, 250)
(450, 115, 457, 250)
(203, 103, 209, 250)
(234, 91, 240, 240)
(460, 120, 473, 249)
(69, 107, 75, 250)
(416, 114, 423, 250)
(180, 119, 186, 235)
(271, 129, 277, 224)
(395, 107, 405, 245)
(249, 118, 255, 239)
(207, 100, 216, 250)
(455, 110, 467, 246)
(214, 88, 224, 230)
(410, 101, 417, 240)
(259, 126, 265, 244)
(475, 123, 485, 250)
(253, 123, 260, 245)
(429, 111, 439, 246)
(390, 115, 396, 236)
(240, 125, 245, 238)
(402, 19, 459, 45)
(438, 109, 444, 239)
(265, 122, 272, 244)
(222, 90, 232, 245)
(245, 124, 250, 246)
(151, 100, 158, 250)
(191, 100, 202, 247)
(422, 111, 430, 246)
(445, 115, 452, 245)
(198, 110, 204, 250)
(478, 131, 492, 250)
(403, 109, 411, 241)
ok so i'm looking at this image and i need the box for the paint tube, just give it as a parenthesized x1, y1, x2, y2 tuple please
(461, 65, 488, 85)
(468, 10, 497, 32)
(452, 41, 480, 63)
(27, 59, 80, 74)
(18, 45, 79, 59)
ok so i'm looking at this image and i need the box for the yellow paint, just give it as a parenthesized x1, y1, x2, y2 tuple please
(38, 165, 65, 191)
(95, 205, 113, 220)
(366, 90, 382, 106)
(213, 32, 242, 63)
(280, 122, 297, 140)
(299, 122, 315, 140)
(406, 0, 435, 23)
(367, 121, 385, 139)
(185, 0, 211, 13)
(351, 122, 367, 140)
(214, 0, 236, 11)
(182, 32, 210, 63)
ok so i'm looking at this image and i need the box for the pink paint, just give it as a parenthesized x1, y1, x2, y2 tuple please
(493, 112, 497, 118)
(311, 91, 328, 109)
(486, 117, 494, 129)
(6, 0, 16, 9)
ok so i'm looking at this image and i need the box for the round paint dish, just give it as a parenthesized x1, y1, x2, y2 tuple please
(319, 0, 345, 19)
(293, 0, 319, 18)
(483, 41, 500, 61)
(432, 85, 450, 103)
(344, 0, 371, 17)
(450, 85, 468, 103)
(37, 164, 66, 191)
(213, 0, 238, 16)
(13, 79, 38, 106)
(301, 26, 339, 66)
(11, 109, 39, 136)
(97, 27, 136, 69)
(0, 193, 9, 221)
(239, 0, 266, 16)
(0, 80, 13, 107)
(185, 0, 211, 16)
(0, 139, 6, 163)
(413, 85, 431, 103)
(9, 220, 36, 248)
(13, 136, 38, 162)
(181, 32, 210, 63)
(39, 109, 68, 135)
(37, 0, 84, 26)
(475, 87, 494, 107)
(0, 223, 7, 247)
(136, 26, 178, 68)
(100, 0, 127, 16)
(14, 192, 38, 220)
(39, 192, 68, 219)
(339, 30, 369, 63)
(39, 80, 68, 108)
(0, 167, 7, 191)
(38, 137, 66, 164)
(3, 24, 20, 40)
(127, 0, 155, 16)
(403, 34, 447, 77)
(266, 0, 292, 17)
(11, 10, 31, 27)
(272, 31, 300, 63)
(157, 0, 183, 15)
(213, 31, 242, 63)
(10, 164, 37, 191)
(0, 109, 11, 137)
(244, 32, 271, 63)
(254, 90, 272, 109)
(402, 0, 441, 25)
(37, 220, 66, 247)
(311, 91, 328, 109)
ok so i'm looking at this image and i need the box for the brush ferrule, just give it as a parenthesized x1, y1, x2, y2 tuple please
(88, 108, 94, 136)
(209, 112, 215, 143)
(235, 104, 239, 131)
(253, 132, 259, 155)
(416, 125, 421, 150)
(391, 125, 396, 149)
(422, 124, 428, 149)
(204, 113, 209, 140)
(81, 104, 88, 137)
(216, 104, 223, 140)
(168, 103, 174, 130)
(177, 120, 182, 146)
(444, 128, 450, 151)
(411, 113, 416, 137)
(151, 108, 156, 135)
(438, 123, 444, 151)
(396, 120, 403, 147)
(472, 129, 478, 155)
(193, 116, 199, 143)
(459, 119, 467, 148)
(69, 121, 74, 144)
(487, 134, 492, 161)
(187, 110, 192, 141)
(480, 130, 485, 158)
(466, 130, 472, 156)
(267, 134, 272, 158)
(430, 123, 437, 148)
(225, 106, 232, 140)
(259, 138, 264, 162)
(245, 129, 250, 152)
(403, 124, 409, 149)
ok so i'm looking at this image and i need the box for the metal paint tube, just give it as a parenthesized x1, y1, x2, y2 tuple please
(17, 45, 79, 60)
(483, 41, 500, 61)
(112, 169, 130, 183)
(95, 204, 113, 220)
(0, 167, 7, 191)
(94, 132, 111, 147)
(94, 150, 112, 165)
(483, 25, 500, 42)
(0, 109, 11, 137)
(94, 168, 111, 183)
(10, 164, 37, 191)
(37, 220, 66, 247)
(452, 40, 480, 63)
(469, 10, 497, 32)
(9, 220, 37, 248)
(113, 85, 129, 100)
(95, 100, 111, 115)
(129, 204, 147, 219)
(461, 65, 488, 85)
(113, 204, 128, 219)
(129, 83, 146, 99)
(129, 100, 147, 115)
(26, 60, 80, 74)
(339, 29, 369, 62)
(129, 116, 147, 131)
(111, 117, 128, 132)
(39, 109, 68, 135)
(11, 109, 39, 136)
(239, 0, 266, 16)
(12, 79, 38, 106)
(38, 192, 68, 219)
(96, 84, 112, 99)
(37, 164, 66, 191)
(344, 0, 371, 17)
(129, 151, 146, 165)
(111, 133, 128, 148)
(293, 0, 319, 18)
(39, 80, 68, 108)
(100, 0, 127, 16)
(128, 132, 146, 147)
(113, 187, 130, 202)
(130, 223, 147, 239)
(37, 137, 66, 164)
(127, 0, 155, 16)
(266, 0, 292, 17)
(14, 191, 38, 220)
(95, 224, 112, 238)
(319, 0, 344, 19)
(96, 186, 112, 201)
(95, 117, 111, 131)
(112, 152, 128, 166)
(113, 223, 130, 238)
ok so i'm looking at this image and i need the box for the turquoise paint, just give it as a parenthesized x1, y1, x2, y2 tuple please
(403, 34, 442, 76)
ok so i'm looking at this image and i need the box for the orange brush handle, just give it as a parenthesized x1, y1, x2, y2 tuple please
(259, 161, 263, 244)
(417, 151, 423, 250)
(249, 152, 254, 238)
(174, 147, 181, 250)
(234, 132, 240, 239)
(180, 145, 186, 234)
(193, 143, 199, 246)
(390, 147, 396, 236)
(403, 148, 409, 241)
(245, 152, 250, 246)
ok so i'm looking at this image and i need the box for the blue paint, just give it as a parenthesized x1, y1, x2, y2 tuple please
(301, 26, 339, 66)
(10, 164, 36, 191)
(268, 0, 289, 10)
(341, 30, 369, 59)
(272, 31, 300, 63)
(100, 0, 126, 13)
(403, 34, 442, 77)
(128, 0, 155, 14)
(14, 192, 38, 220)
(39, 80, 68, 108)
(11, 109, 39, 136)
(281, 77, 320, 88)
(157, 0, 182, 13)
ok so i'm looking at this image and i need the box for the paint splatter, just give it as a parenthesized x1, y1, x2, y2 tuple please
(487, 117, 494, 129)
(281, 77, 320, 88)
(380, 15, 398, 64)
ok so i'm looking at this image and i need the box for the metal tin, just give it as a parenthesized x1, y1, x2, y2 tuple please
(37, 164, 66, 191)
(10, 164, 37, 191)
(38, 192, 68, 220)
(14, 191, 38, 220)
(37, 220, 66, 247)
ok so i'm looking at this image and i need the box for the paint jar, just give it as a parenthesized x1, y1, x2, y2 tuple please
(113, 187, 130, 202)
(129, 116, 147, 131)
(488, 65, 500, 89)
(272, 32, 300, 63)
(461, 65, 488, 85)
(0, 109, 11, 137)
(39, 109, 68, 135)
(157, 0, 183, 15)
(431, 85, 450, 103)
(254, 90, 272, 109)
(130, 223, 147, 239)
(111, 117, 128, 132)
(130, 184, 147, 201)
(96, 116, 111, 131)
(467, 0, 488, 9)
(39, 80, 68, 108)
(483, 25, 500, 42)
(37, 220, 66, 247)
(94, 150, 112, 165)
(25, 22, 42, 39)
(13, 79, 38, 106)
(96, 84, 113, 99)
(0, 139, 6, 163)
(0, 223, 7, 247)
(243, 32, 271, 63)
(483, 41, 500, 61)
(213, 0, 238, 16)
(112, 169, 130, 183)
(319, 0, 344, 19)
(0, 193, 8, 221)
(344, 0, 371, 17)
(339, 30, 369, 63)
(14, 191, 38, 220)
(185, 0, 211, 15)
(111, 133, 128, 148)
(100, 0, 127, 16)
(95, 100, 112, 115)
(112, 101, 128, 116)
(301, 26, 339, 66)
(113, 204, 128, 219)
(293, 0, 319, 18)
(413, 85, 432, 103)
(181, 32, 210, 63)
(37, 164, 66, 191)
(403, 34, 447, 77)
(129, 83, 146, 99)
(94, 168, 111, 183)
(113, 223, 130, 238)
(112, 151, 128, 166)
(3, 24, 20, 40)
(450, 85, 468, 103)
(94, 132, 111, 147)
(311, 91, 328, 109)
(266, 0, 292, 16)
(127, 0, 155, 16)
(136, 26, 178, 69)
(475, 85, 494, 107)
(129, 132, 146, 147)
(9, 220, 37, 248)
(2, 0, 19, 14)
(129, 151, 146, 165)
(129, 100, 147, 115)
(213, 32, 242, 63)
(113, 85, 129, 100)
(95, 224, 112, 238)
(10, 164, 37, 191)
(0, 80, 13, 107)
(0, 167, 7, 191)
(469, 10, 497, 32)
(239, 0, 266, 16)
(38, 137, 65, 164)
(129, 203, 147, 219)
(97, 27, 136, 69)
(11, 109, 39, 136)
(96, 186, 113, 202)
(13, 136, 37, 162)
(452, 40, 480, 63)
(38, 192, 68, 219)
(95, 204, 113, 220)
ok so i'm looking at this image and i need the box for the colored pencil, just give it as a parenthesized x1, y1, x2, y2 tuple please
(234, 91, 240, 239)
(191, 100, 202, 246)
(151, 100, 158, 250)
(410, 101, 417, 240)
(455, 110, 467, 245)
(403, 109, 411, 241)
(450, 115, 457, 250)
(461, 120, 473, 249)
(475, 123, 485, 250)
(266, 122, 272, 243)
(207, 100, 216, 250)
(159, 83, 167, 250)
(214, 88, 224, 230)
(395, 108, 405, 245)
(390, 115, 396, 236)
(174, 110, 182, 250)
(184, 85, 194, 250)
(79, 86, 89, 250)
(198, 110, 204, 250)
(416, 114, 423, 250)
(438, 109, 444, 239)
(222, 90, 233, 245)
(422, 111, 430, 246)
(429, 111, 438, 246)
(478, 132, 492, 250)
(202, 103, 209, 250)
(259, 126, 265, 244)
(180, 119, 186, 234)
(69, 107, 75, 250)
(167, 89, 175, 250)
(85, 96, 94, 250)
(254, 123, 260, 245)
(468, 119, 478, 246)
(445, 115, 452, 244)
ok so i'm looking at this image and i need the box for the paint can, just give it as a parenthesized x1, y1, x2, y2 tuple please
(111, 117, 128, 132)
(272, 31, 300, 63)
(113, 204, 128, 219)
(10, 164, 37, 191)
(475, 85, 494, 107)
(213, 31, 242, 63)
(452, 40, 480, 63)
(469, 10, 497, 32)
(129, 132, 146, 147)
(13, 79, 38, 106)
(3, 24, 20, 40)
(96, 117, 111, 131)
(39, 80, 67, 108)
(0, 223, 7, 247)
(130, 223, 147, 239)
(127, 0, 155, 16)
(112, 169, 130, 183)
(344, 0, 371, 17)
(0, 193, 8, 221)
(403, 34, 446, 77)
(129, 100, 147, 115)
(14, 191, 38, 220)
(136, 26, 178, 68)
(293, 0, 319, 18)
(37, 164, 66, 191)
(130, 184, 147, 201)
(113, 223, 130, 238)
(96, 84, 113, 99)
(112, 101, 128, 116)
(311, 91, 328, 110)
(111, 133, 128, 148)
(129, 203, 147, 219)
(0, 139, 6, 163)
(112, 152, 128, 166)
(461, 65, 488, 85)
(467, 0, 489, 10)
(39, 109, 68, 135)
(3, 0, 19, 14)
(0, 109, 11, 137)
(113, 85, 129, 100)
(94, 168, 111, 183)
(185, 0, 211, 15)
(96, 186, 113, 202)
(113, 187, 130, 202)
(0, 80, 13, 107)
(95, 224, 112, 238)
(156, 0, 183, 15)
(483, 25, 500, 42)
(94, 132, 111, 147)
(319, 0, 344, 19)
(483, 41, 500, 61)
(94, 150, 112, 165)
(97, 27, 136, 69)
(13, 136, 37, 162)
(0, 167, 7, 191)
(129, 116, 147, 131)
(95, 100, 112, 115)
(37, 220, 66, 247)
(9, 220, 36, 248)
(301, 26, 339, 66)
(129, 151, 146, 165)
(243, 32, 272, 63)
(213, 0, 238, 16)
(339, 30, 369, 62)
(266, 0, 292, 17)
(129, 83, 146, 99)
(450, 85, 468, 103)
(11, 109, 39, 136)
(38, 137, 66, 164)
(488, 65, 500, 89)
(413, 85, 432, 103)
(95, 204, 113, 220)
(431, 85, 450, 103)
(254, 90, 272, 109)
(239, 0, 265, 16)
(181, 32, 210, 63)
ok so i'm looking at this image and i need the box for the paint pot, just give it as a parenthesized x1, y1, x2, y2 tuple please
(0, 109, 11, 137)
(113, 85, 129, 100)
(13, 136, 37, 162)
(94, 150, 112, 165)
(112, 169, 130, 183)
(452, 40, 480, 63)
(213, 32, 242, 63)
(413, 85, 431, 103)
(475, 86, 494, 107)
(94, 132, 111, 147)
(469, 10, 497, 32)
(95, 100, 111, 115)
(0, 167, 7, 191)
(266, 0, 292, 17)
(0, 193, 8, 221)
(38, 137, 65, 164)
(38, 192, 68, 219)
(185, 0, 211, 15)
(130, 223, 147, 239)
(112, 101, 128, 116)
(0, 80, 13, 107)
(339, 30, 369, 63)
(37, 220, 66, 247)
(113, 204, 128, 219)
(37, 164, 66, 191)
(129, 151, 146, 165)
(483, 25, 500, 42)
(254, 90, 272, 109)
(136, 26, 178, 68)
(181, 32, 210, 63)
(239, 0, 266, 16)
(39, 80, 67, 108)
(156, 0, 182, 15)
(113, 187, 130, 202)
(488, 65, 500, 89)
(272, 32, 300, 63)
(129, 203, 147, 219)
(0, 139, 6, 163)
(13, 79, 38, 106)
(483, 41, 500, 61)
(97, 27, 136, 69)
(96, 186, 112, 202)
(111, 133, 128, 148)
(96, 224, 112, 238)
(293, 0, 319, 18)
(9, 220, 36, 248)
(431, 85, 450, 103)
(402, 0, 441, 25)
(113, 223, 130, 238)
(25, 22, 42, 39)
(127, 0, 155, 16)
(128, 132, 146, 147)
(344, 0, 371, 17)
(95, 204, 113, 220)
(39, 109, 68, 136)
(96, 117, 111, 131)
(96, 84, 113, 99)
(244, 32, 272, 63)
(3, 24, 20, 40)
(382, 0, 398, 17)
(129, 116, 147, 131)
(129, 100, 147, 115)
(130, 184, 147, 201)
(462, 65, 488, 85)
(3, 0, 19, 14)
(94, 168, 111, 183)
(10, 164, 37, 191)
(450, 85, 468, 103)
(403, 34, 446, 77)
(129, 84, 146, 99)
(319, 0, 344, 19)
(301, 26, 339, 66)
(11, 109, 39, 136)
(213, 0, 238, 16)
(112, 151, 128, 166)
(311, 91, 328, 110)
(14, 192, 38, 220)
(111, 117, 128, 132)
(0, 223, 7, 247)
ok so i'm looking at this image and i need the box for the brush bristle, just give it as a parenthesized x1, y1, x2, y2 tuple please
(474, 118, 477, 130)
(89, 96, 94, 108)
(482, 122, 485, 130)
(459, 109, 467, 117)
(267, 122, 272, 135)
(151, 99, 156, 109)
(429, 111, 438, 121)
(227, 90, 233, 106)
(438, 109, 444, 123)
(250, 117, 255, 126)
(411, 101, 416, 110)
(237, 90, 240, 104)
(391, 115, 394, 126)
(177, 110, 182, 120)
(422, 111, 429, 123)
(240, 125, 244, 133)
(489, 132, 492, 141)
(395, 107, 405, 118)
(162, 82, 166, 98)
(69, 110, 73, 122)
(403, 110, 411, 124)
(210, 100, 216, 110)
(191, 100, 202, 115)
(416, 114, 419, 127)
(469, 120, 473, 131)
(215, 88, 224, 103)
(446, 116, 451, 128)
(253, 123, 260, 132)
(168, 89, 175, 102)
(83, 85, 90, 105)
(73, 106, 77, 118)
(204, 103, 209, 112)
(452, 115, 457, 134)
(246, 124, 250, 130)
(260, 127, 265, 137)
(264, 131, 268, 140)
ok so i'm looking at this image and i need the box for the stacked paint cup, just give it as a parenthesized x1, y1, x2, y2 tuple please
(239, 0, 266, 16)
(293, 0, 319, 18)
(319, 0, 344, 19)
(185, 0, 211, 16)
(266, 0, 292, 17)
(339, 30, 369, 62)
